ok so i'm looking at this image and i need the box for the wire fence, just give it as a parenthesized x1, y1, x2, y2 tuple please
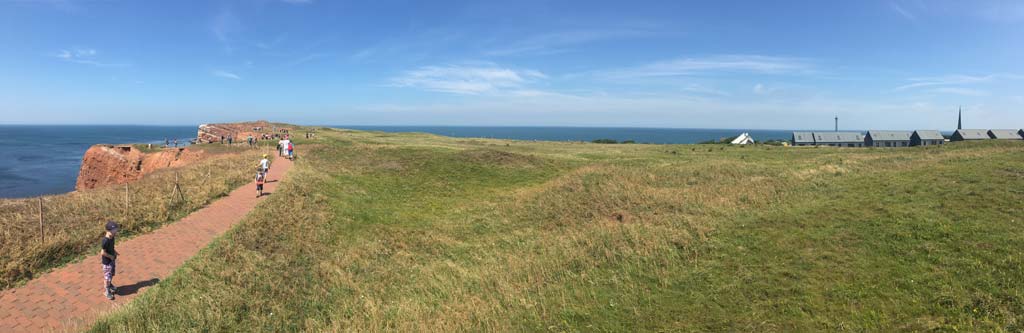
(0, 148, 268, 289)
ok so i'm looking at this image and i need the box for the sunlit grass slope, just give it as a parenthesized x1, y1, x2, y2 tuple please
(92, 128, 1024, 332)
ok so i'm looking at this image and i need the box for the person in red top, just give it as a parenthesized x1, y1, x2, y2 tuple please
(255, 171, 266, 198)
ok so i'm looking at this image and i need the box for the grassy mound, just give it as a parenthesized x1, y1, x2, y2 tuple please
(92, 129, 1024, 331)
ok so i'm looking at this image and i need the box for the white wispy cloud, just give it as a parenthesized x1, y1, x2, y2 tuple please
(931, 87, 990, 96)
(889, 2, 917, 21)
(596, 55, 814, 79)
(894, 74, 993, 91)
(350, 48, 376, 61)
(391, 64, 547, 95)
(255, 35, 287, 50)
(681, 84, 730, 96)
(212, 70, 241, 80)
(484, 29, 657, 56)
(892, 74, 1024, 91)
(287, 53, 330, 67)
(211, 8, 241, 52)
(52, 48, 129, 67)
(753, 83, 778, 95)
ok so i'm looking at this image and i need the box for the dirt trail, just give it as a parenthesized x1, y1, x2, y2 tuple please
(0, 156, 294, 332)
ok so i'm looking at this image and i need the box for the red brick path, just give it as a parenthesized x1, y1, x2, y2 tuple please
(0, 157, 293, 332)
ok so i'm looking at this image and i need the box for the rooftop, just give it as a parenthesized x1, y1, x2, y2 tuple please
(988, 129, 1023, 139)
(867, 131, 912, 141)
(913, 130, 945, 140)
(955, 129, 990, 140)
(813, 132, 864, 143)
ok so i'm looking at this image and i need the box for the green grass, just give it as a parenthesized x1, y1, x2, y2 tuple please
(92, 128, 1024, 332)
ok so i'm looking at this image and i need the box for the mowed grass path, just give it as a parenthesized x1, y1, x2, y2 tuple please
(92, 128, 1024, 332)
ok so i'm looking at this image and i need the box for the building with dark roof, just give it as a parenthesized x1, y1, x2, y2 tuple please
(791, 132, 815, 146)
(910, 130, 945, 146)
(813, 132, 864, 147)
(987, 129, 1023, 140)
(951, 129, 990, 141)
(865, 131, 912, 147)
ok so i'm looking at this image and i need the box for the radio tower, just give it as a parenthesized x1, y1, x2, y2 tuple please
(834, 115, 838, 132)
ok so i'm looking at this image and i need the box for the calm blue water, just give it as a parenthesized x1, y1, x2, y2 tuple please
(0, 125, 196, 198)
(336, 126, 793, 144)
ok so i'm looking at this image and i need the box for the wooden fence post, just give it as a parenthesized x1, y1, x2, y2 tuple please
(38, 197, 44, 242)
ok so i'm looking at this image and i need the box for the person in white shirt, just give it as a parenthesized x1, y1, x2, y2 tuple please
(258, 154, 271, 176)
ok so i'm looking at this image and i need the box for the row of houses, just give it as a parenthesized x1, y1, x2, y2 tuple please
(791, 129, 1024, 147)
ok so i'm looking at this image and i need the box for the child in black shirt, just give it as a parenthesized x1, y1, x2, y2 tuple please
(100, 221, 119, 300)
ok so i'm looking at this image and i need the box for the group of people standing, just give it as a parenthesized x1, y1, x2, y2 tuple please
(277, 136, 294, 160)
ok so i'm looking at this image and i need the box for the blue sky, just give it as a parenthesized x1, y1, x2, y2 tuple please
(1, 0, 1022, 130)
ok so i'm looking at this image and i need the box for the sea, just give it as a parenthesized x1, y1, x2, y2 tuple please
(0, 125, 196, 199)
(0, 125, 793, 199)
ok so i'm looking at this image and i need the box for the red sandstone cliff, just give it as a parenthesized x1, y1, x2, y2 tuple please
(75, 145, 205, 190)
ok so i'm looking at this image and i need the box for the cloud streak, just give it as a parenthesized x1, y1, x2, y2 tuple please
(596, 55, 814, 79)
(52, 48, 130, 67)
(892, 74, 1023, 91)
(931, 87, 990, 96)
(484, 29, 657, 56)
(889, 2, 917, 21)
(211, 8, 241, 53)
(212, 70, 241, 80)
(391, 64, 547, 95)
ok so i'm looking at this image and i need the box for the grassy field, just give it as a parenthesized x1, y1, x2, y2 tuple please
(0, 144, 268, 290)
(91, 128, 1023, 331)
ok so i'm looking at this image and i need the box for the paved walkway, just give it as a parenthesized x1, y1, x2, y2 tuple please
(0, 156, 293, 332)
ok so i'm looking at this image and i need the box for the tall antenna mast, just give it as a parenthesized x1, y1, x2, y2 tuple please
(834, 115, 838, 132)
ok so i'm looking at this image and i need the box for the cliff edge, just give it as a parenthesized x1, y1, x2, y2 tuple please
(75, 145, 205, 190)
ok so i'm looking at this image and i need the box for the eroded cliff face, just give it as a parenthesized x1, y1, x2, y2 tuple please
(75, 145, 205, 190)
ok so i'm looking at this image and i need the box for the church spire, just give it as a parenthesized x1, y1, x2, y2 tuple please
(957, 106, 962, 130)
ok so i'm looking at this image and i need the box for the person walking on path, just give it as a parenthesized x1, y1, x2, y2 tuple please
(258, 154, 271, 177)
(255, 171, 266, 197)
(100, 221, 120, 300)
(287, 141, 294, 160)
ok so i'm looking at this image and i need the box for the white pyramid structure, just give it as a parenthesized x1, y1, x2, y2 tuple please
(730, 132, 755, 145)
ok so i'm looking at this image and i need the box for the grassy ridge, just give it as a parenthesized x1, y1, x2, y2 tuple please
(92, 129, 1023, 331)
(0, 145, 268, 290)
